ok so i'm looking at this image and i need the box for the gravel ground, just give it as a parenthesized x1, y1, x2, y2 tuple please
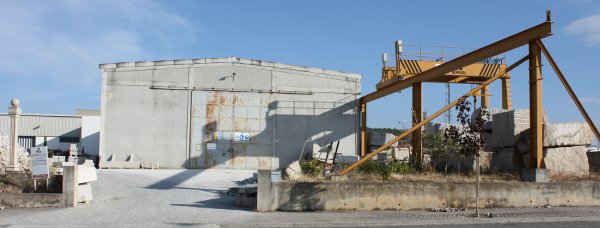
(1, 169, 600, 227)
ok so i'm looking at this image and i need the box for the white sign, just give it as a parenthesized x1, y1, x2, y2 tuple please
(206, 143, 217, 150)
(31, 146, 49, 180)
(235, 132, 250, 142)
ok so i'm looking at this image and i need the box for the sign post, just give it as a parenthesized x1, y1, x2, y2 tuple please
(31, 146, 49, 192)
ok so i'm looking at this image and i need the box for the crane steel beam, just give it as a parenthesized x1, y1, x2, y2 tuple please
(362, 21, 552, 103)
(536, 40, 600, 142)
(339, 55, 529, 176)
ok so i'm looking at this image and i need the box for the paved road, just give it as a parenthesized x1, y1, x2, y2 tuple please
(1, 169, 600, 227)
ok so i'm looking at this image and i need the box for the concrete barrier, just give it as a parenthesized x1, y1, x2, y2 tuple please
(257, 171, 600, 211)
(0, 193, 62, 208)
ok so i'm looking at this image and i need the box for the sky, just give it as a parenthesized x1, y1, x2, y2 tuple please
(1, 0, 600, 130)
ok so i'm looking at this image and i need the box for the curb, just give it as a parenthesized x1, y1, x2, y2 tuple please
(220, 216, 600, 227)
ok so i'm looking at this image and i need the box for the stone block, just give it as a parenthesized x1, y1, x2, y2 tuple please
(284, 160, 302, 181)
(520, 168, 550, 182)
(367, 130, 398, 147)
(491, 148, 521, 172)
(77, 165, 97, 184)
(544, 123, 593, 147)
(393, 147, 410, 161)
(77, 183, 93, 203)
(490, 109, 547, 149)
(544, 146, 589, 176)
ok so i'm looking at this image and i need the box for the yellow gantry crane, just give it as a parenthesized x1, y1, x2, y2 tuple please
(376, 41, 513, 164)
(341, 11, 600, 176)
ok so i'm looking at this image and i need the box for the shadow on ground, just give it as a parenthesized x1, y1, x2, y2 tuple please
(170, 188, 252, 211)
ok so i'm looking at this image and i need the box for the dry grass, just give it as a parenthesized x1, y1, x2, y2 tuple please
(551, 172, 600, 182)
(289, 170, 600, 183)
(287, 171, 520, 183)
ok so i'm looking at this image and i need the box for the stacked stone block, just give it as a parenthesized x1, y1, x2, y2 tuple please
(489, 110, 591, 176)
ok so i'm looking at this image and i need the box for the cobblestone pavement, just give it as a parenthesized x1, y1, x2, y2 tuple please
(1, 169, 600, 227)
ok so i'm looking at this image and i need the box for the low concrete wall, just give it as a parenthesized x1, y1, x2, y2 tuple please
(257, 171, 600, 211)
(0, 166, 80, 208)
(0, 193, 63, 208)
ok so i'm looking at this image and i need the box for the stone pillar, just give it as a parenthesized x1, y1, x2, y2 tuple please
(6, 98, 21, 172)
(257, 170, 273, 211)
(62, 165, 79, 207)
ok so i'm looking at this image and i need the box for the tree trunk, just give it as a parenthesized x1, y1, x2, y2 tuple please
(475, 152, 481, 218)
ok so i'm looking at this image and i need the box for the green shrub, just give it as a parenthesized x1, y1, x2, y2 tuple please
(387, 160, 413, 175)
(358, 159, 391, 180)
(299, 159, 323, 177)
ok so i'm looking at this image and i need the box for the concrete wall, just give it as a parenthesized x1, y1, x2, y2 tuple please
(0, 193, 63, 208)
(257, 171, 600, 211)
(100, 57, 361, 169)
(81, 116, 100, 156)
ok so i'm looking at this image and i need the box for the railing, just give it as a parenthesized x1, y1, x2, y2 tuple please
(382, 44, 506, 67)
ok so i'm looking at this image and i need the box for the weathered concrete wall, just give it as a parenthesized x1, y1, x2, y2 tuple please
(257, 171, 600, 211)
(100, 57, 361, 169)
(0, 193, 63, 208)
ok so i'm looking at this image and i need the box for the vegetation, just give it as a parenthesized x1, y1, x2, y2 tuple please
(356, 160, 413, 180)
(444, 98, 489, 217)
(299, 159, 324, 178)
(367, 127, 406, 136)
(424, 131, 461, 174)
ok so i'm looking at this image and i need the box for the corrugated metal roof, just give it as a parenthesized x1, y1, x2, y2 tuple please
(99, 56, 362, 79)
(0, 114, 81, 137)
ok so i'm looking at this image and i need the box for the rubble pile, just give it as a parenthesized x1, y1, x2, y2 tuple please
(0, 130, 31, 171)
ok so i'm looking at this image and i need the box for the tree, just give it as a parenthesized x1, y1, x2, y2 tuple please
(424, 131, 460, 177)
(444, 98, 489, 217)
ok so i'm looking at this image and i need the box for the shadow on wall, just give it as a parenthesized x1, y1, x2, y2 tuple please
(145, 96, 357, 192)
(81, 131, 99, 156)
(188, 97, 358, 170)
(279, 182, 326, 211)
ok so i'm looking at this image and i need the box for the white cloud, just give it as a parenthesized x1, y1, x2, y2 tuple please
(565, 15, 600, 47)
(581, 97, 600, 105)
(0, 0, 199, 113)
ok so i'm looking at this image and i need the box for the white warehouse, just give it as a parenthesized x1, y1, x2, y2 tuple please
(0, 109, 100, 155)
(99, 57, 361, 169)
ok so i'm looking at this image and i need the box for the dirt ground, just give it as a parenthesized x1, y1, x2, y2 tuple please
(0, 171, 60, 193)
(0, 172, 34, 193)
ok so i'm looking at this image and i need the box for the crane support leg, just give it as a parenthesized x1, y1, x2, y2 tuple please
(502, 78, 512, 110)
(529, 40, 544, 168)
(481, 85, 490, 109)
(536, 40, 600, 142)
(412, 83, 423, 166)
(360, 101, 367, 157)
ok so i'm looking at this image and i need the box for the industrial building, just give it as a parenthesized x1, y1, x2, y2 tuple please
(99, 57, 361, 169)
(0, 109, 100, 155)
